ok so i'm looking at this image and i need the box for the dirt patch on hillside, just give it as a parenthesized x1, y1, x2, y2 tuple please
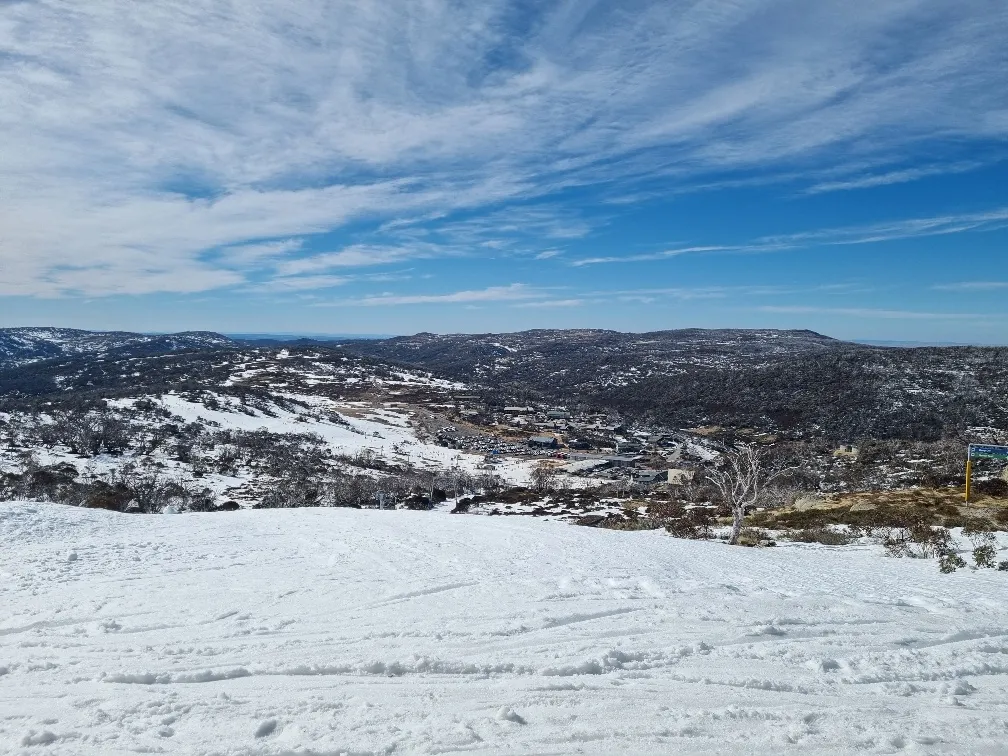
(751, 488, 1008, 530)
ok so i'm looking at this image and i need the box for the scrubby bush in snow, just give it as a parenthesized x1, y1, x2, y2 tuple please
(782, 526, 852, 546)
(963, 520, 998, 568)
(649, 501, 713, 539)
(939, 552, 967, 573)
(882, 515, 962, 570)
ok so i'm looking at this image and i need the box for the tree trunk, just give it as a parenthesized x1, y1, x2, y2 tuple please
(728, 505, 744, 545)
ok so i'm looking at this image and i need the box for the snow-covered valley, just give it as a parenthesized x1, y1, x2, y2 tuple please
(2, 501, 1007, 755)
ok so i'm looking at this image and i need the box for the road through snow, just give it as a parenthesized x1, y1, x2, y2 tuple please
(1, 502, 1007, 754)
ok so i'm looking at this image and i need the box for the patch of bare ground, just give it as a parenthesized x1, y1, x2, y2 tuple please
(750, 488, 1008, 530)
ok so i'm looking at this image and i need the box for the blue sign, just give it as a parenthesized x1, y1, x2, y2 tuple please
(969, 444, 1008, 460)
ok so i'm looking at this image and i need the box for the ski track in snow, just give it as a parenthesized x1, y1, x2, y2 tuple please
(2, 502, 1008, 755)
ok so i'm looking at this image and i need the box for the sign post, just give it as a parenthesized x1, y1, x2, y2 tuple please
(966, 444, 1008, 503)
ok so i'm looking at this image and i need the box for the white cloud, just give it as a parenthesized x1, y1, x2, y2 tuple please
(334, 283, 546, 306)
(275, 245, 443, 277)
(932, 281, 1008, 292)
(1, 1, 1006, 295)
(259, 275, 352, 292)
(570, 246, 728, 266)
(218, 239, 304, 268)
(802, 161, 987, 195)
(512, 298, 584, 308)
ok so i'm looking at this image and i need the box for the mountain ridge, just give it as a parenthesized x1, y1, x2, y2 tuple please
(3, 326, 1008, 440)
(0, 327, 235, 367)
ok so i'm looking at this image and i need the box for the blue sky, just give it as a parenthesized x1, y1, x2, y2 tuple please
(1, 1, 1007, 341)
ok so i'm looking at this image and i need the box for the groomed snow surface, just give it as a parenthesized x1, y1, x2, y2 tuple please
(2, 503, 1007, 755)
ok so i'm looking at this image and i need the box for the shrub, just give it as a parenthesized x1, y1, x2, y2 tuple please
(737, 527, 774, 547)
(976, 478, 1008, 498)
(847, 523, 873, 539)
(85, 481, 133, 511)
(653, 502, 713, 539)
(939, 552, 967, 573)
(258, 475, 322, 509)
(973, 544, 997, 569)
(601, 513, 660, 531)
(884, 519, 956, 559)
(963, 519, 998, 568)
(184, 488, 217, 512)
(925, 526, 956, 558)
(784, 527, 851, 546)
(403, 495, 434, 511)
(883, 532, 911, 558)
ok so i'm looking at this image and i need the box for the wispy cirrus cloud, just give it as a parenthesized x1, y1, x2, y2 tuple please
(932, 281, 1008, 292)
(570, 246, 730, 267)
(534, 249, 563, 260)
(274, 245, 444, 277)
(512, 298, 585, 308)
(261, 275, 352, 292)
(331, 283, 546, 307)
(569, 206, 1008, 266)
(760, 207, 1008, 247)
(1, 1, 1006, 298)
(802, 161, 988, 195)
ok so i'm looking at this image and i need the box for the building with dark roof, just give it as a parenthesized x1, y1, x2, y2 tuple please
(528, 435, 559, 449)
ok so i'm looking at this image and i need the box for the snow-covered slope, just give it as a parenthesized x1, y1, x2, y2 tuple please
(2, 502, 1006, 754)
(152, 393, 535, 487)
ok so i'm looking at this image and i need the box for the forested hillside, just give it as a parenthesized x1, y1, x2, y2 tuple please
(341, 329, 1008, 441)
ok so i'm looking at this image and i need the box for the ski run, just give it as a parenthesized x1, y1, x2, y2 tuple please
(2, 501, 1007, 755)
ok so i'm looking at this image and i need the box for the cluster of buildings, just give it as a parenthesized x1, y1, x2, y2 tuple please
(435, 396, 713, 488)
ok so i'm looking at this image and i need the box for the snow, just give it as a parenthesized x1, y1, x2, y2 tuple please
(153, 394, 535, 486)
(2, 502, 1007, 754)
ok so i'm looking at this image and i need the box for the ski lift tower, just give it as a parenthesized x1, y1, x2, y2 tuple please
(965, 444, 1008, 503)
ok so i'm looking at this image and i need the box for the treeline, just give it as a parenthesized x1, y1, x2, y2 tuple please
(1, 460, 217, 513)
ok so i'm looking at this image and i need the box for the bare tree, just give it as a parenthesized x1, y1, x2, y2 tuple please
(611, 475, 631, 499)
(447, 467, 471, 500)
(475, 472, 504, 497)
(531, 462, 558, 494)
(706, 444, 781, 545)
(421, 469, 444, 504)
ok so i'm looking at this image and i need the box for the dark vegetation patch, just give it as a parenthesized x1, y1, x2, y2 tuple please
(340, 329, 1008, 441)
(749, 490, 1008, 532)
(780, 527, 852, 546)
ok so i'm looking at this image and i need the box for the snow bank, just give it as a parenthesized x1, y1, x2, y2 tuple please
(1, 501, 1006, 754)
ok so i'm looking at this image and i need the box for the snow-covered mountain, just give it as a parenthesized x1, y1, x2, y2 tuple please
(0, 327, 234, 367)
(4, 326, 1008, 440)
